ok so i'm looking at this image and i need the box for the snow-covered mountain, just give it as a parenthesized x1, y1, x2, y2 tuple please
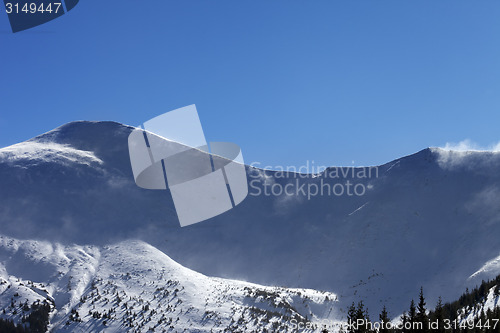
(0, 235, 338, 332)
(1, 121, 500, 330)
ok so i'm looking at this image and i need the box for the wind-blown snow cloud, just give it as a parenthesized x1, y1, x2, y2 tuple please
(434, 139, 500, 170)
(440, 139, 500, 152)
(465, 186, 500, 226)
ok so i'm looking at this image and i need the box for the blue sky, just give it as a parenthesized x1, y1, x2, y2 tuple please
(1, 0, 499, 167)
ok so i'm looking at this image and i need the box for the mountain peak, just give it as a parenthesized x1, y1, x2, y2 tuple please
(33, 120, 133, 147)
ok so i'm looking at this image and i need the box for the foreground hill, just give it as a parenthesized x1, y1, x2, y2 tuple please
(0, 235, 339, 332)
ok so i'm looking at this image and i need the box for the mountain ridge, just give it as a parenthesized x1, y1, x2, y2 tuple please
(1, 120, 500, 321)
(0, 234, 339, 332)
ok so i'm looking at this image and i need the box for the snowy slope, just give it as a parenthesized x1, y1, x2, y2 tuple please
(0, 235, 339, 332)
(458, 286, 500, 324)
(1, 121, 500, 322)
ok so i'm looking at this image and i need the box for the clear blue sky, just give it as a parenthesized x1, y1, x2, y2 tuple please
(1, 0, 499, 167)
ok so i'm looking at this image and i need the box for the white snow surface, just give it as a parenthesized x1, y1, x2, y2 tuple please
(0, 141, 103, 166)
(0, 235, 339, 332)
(457, 286, 500, 325)
(470, 254, 500, 281)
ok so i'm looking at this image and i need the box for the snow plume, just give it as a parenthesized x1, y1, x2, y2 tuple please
(247, 165, 276, 186)
(440, 139, 500, 152)
(273, 183, 305, 215)
(247, 166, 305, 215)
(470, 252, 500, 280)
(433, 139, 500, 170)
(465, 186, 500, 226)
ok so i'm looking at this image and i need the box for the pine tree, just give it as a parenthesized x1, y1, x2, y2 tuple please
(347, 301, 373, 333)
(379, 305, 390, 333)
(408, 300, 417, 333)
(416, 287, 429, 332)
(401, 310, 408, 327)
(432, 296, 445, 333)
(356, 301, 373, 333)
(347, 302, 357, 333)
